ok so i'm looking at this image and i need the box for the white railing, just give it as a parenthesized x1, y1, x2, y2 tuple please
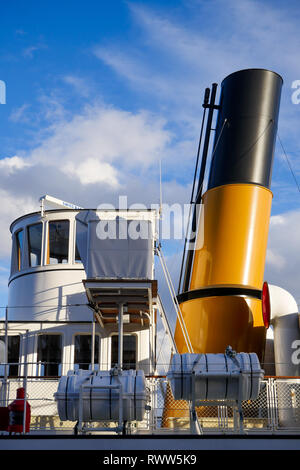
(1, 365, 300, 435)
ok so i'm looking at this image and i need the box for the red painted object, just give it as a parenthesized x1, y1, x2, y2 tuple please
(262, 281, 271, 329)
(8, 388, 31, 434)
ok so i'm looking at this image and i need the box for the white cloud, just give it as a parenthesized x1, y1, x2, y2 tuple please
(269, 215, 286, 226)
(94, 1, 300, 147)
(22, 43, 47, 59)
(62, 75, 91, 98)
(27, 104, 172, 177)
(0, 156, 31, 174)
(37, 91, 68, 122)
(64, 158, 119, 187)
(266, 249, 286, 270)
(0, 189, 37, 258)
(22, 46, 39, 59)
(9, 104, 31, 123)
(0, 101, 178, 260)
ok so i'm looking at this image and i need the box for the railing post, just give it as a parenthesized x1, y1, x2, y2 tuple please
(3, 306, 9, 406)
(22, 330, 29, 434)
(91, 313, 95, 370)
(118, 303, 124, 370)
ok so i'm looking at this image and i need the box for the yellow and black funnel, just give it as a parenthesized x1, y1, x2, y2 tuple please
(176, 69, 282, 361)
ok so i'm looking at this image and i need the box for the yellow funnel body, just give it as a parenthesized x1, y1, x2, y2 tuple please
(175, 183, 272, 360)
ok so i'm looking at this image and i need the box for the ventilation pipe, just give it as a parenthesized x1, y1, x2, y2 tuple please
(268, 284, 300, 377)
(267, 284, 300, 427)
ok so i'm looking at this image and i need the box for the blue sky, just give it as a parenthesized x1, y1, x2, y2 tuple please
(0, 0, 300, 315)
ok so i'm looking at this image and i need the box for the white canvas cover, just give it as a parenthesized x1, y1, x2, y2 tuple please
(75, 211, 154, 279)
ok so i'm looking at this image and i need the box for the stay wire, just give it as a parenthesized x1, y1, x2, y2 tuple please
(277, 134, 300, 195)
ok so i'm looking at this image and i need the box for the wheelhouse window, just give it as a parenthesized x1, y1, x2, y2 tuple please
(75, 233, 81, 263)
(16, 230, 23, 271)
(74, 334, 99, 369)
(0, 335, 20, 377)
(37, 334, 62, 377)
(75, 220, 86, 264)
(111, 335, 137, 370)
(47, 220, 69, 264)
(11, 229, 24, 274)
(28, 223, 43, 267)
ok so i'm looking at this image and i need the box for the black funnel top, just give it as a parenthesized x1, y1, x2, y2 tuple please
(207, 69, 283, 190)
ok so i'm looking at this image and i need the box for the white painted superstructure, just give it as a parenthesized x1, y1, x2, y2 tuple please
(2, 207, 158, 383)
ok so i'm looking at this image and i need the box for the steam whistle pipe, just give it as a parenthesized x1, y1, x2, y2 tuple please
(178, 86, 211, 295)
(195, 83, 218, 204)
(181, 83, 219, 294)
(175, 69, 283, 360)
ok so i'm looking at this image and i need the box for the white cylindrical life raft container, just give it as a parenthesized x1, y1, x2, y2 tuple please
(54, 369, 149, 422)
(167, 351, 264, 402)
